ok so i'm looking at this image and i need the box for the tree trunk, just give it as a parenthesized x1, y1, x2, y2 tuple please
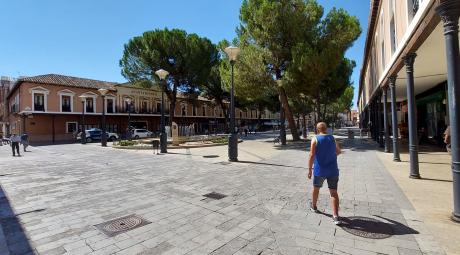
(277, 87, 300, 141)
(316, 89, 321, 123)
(169, 93, 177, 128)
(302, 114, 307, 138)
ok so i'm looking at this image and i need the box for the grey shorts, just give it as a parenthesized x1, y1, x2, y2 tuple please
(313, 176, 339, 190)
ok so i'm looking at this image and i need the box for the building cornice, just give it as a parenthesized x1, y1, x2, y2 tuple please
(358, 0, 381, 105)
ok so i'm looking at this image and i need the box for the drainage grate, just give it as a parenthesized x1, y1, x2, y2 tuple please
(203, 155, 219, 158)
(340, 216, 393, 239)
(94, 214, 151, 237)
(203, 192, 227, 200)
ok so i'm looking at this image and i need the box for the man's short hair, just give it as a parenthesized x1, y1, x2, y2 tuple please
(316, 122, 327, 132)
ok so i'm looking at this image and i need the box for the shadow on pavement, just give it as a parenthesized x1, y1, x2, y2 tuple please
(317, 212, 418, 239)
(419, 177, 453, 183)
(400, 160, 450, 166)
(235, 160, 305, 169)
(0, 185, 36, 254)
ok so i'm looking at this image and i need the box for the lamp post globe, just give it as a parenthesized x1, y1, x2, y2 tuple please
(79, 95, 87, 144)
(155, 69, 169, 153)
(224, 46, 240, 162)
(98, 88, 109, 147)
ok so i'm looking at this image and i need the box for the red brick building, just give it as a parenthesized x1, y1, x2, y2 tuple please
(4, 74, 278, 144)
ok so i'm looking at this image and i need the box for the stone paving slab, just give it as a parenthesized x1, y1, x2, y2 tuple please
(0, 134, 446, 255)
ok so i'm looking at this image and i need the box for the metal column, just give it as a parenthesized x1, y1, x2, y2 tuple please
(403, 53, 420, 179)
(436, 0, 460, 222)
(377, 91, 383, 147)
(389, 76, 401, 161)
(383, 86, 390, 152)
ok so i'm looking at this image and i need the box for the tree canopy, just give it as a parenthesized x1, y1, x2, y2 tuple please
(237, 0, 361, 141)
(120, 28, 218, 125)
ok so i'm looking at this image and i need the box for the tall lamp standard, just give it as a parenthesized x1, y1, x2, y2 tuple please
(125, 98, 132, 140)
(98, 88, 108, 147)
(79, 95, 87, 144)
(155, 69, 169, 153)
(224, 46, 240, 162)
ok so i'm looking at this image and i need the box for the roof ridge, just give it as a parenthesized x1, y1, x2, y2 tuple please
(19, 73, 119, 84)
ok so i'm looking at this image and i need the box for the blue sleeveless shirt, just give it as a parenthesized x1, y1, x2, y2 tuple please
(313, 134, 339, 177)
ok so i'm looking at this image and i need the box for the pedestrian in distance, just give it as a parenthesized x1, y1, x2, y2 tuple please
(10, 133, 21, 157)
(308, 122, 342, 225)
(21, 133, 29, 152)
(444, 125, 451, 153)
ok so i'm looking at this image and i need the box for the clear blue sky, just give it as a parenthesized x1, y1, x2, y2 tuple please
(0, 0, 369, 108)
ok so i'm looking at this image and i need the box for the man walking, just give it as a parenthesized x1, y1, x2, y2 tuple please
(10, 133, 21, 157)
(308, 122, 342, 224)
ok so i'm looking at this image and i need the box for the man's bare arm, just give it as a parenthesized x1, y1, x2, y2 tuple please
(308, 138, 316, 179)
(336, 142, 341, 156)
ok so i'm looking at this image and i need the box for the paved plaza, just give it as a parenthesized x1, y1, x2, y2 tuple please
(0, 133, 446, 255)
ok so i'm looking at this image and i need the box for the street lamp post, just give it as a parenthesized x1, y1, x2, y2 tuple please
(125, 98, 132, 140)
(224, 46, 240, 162)
(79, 95, 87, 144)
(98, 88, 108, 147)
(155, 69, 169, 153)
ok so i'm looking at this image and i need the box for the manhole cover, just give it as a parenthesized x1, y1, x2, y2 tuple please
(94, 214, 151, 237)
(203, 155, 219, 158)
(203, 192, 227, 200)
(340, 216, 393, 239)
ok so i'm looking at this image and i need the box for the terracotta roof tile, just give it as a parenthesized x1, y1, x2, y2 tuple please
(18, 74, 118, 90)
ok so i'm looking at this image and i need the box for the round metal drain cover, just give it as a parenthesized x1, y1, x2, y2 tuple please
(95, 214, 151, 237)
(103, 216, 143, 233)
(340, 216, 393, 239)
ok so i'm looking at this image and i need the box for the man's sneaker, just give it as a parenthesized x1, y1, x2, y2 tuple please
(332, 216, 342, 225)
(309, 204, 319, 213)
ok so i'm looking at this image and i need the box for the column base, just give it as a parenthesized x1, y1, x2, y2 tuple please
(228, 158, 238, 162)
(451, 213, 460, 223)
(393, 158, 401, 162)
(409, 174, 421, 179)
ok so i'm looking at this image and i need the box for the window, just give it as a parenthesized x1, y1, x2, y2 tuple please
(192, 106, 197, 116)
(85, 98, 94, 113)
(34, 93, 45, 111)
(142, 101, 148, 113)
(61, 95, 72, 112)
(66, 122, 78, 133)
(154, 103, 160, 113)
(407, 0, 420, 23)
(390, 17, 397, 54)
(380, 12, 385, 71)
(181, 105, 186, 116)
(381, 41, 385, 71)
(125, 100, 133, 112)
(202, 106, 206, 116)
(106, 98, 114, 113)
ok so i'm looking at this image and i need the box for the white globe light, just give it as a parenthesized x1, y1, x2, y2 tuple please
(224, 46, 240, 62)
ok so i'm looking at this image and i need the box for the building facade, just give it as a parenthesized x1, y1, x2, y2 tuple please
(358, 0, 460, 221)
(3, 74, 279, 144)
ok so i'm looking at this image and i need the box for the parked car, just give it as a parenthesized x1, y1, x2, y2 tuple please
(131, 129, 153, 139)
(77, 128, 119, 143)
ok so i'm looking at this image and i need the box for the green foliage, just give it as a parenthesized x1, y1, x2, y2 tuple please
(120, 28, 219, 125)
(118, 140, 137, 146)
